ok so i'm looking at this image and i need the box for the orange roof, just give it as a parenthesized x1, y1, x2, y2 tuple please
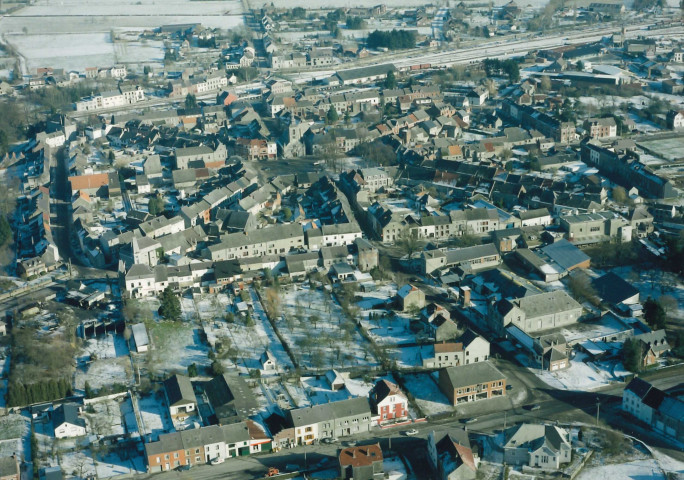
(339, 444, 383, 468)
(454, 443, 476, 471)
(434, 342, 462, 353)
(69, 173, 110, 191)
(447, 145, 462, 156)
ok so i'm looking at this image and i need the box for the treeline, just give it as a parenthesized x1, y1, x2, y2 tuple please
(367, 29, 416, 50)
(8, 378, 73, 407)
(482, 58, 520, 83)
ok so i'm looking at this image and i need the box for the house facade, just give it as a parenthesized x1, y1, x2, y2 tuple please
(438, 362, 506, 406)
(368, 380, 408, 425)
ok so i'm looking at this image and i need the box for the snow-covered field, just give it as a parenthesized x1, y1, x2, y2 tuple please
(533, 352, 626, 391)
(361, 310, 417, 346)
(149, 322, 211, 374)
(577, 459, 665, 480)
(84, 398, 125, 437)
(279, 285, 379, 370)
(388, 345, 433, 368)
(94, 451, 146, 478)
(74, 356, 132, 391)
(137, 394, 174, 441)
(1, 0, 244, 71)
(60, 450, 97, 480)
(403, 372, 453, 416)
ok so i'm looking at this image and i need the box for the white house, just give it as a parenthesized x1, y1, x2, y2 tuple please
(53, 404, 87, 439)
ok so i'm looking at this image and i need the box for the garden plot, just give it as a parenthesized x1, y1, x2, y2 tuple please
(0, 414, 29, 458)
(279, 285, 379, 370)
(355, 283, 397, 310)
(120, 397, 140, 437)
(148, 322, 210, 375)
(533, 352, 623, 391)
(83, 398, 125, 437)
(388, 345, 433, 369)
(59, 449, 96, 480)
(361, 311, 416, 346)
(194, 293, 231, 322)
(74, 356, 132, 392)
(94, 450, 146, 479)
(81, 333, 129, 360)
(300, 375, 374, 406)
(207, 290, 293, 375)
(403, 372, 453, 417)
(137, 393, 174, 441)
(577, 459, 665, 480)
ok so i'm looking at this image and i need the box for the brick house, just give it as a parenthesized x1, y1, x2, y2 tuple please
(438, 362, 506, 406)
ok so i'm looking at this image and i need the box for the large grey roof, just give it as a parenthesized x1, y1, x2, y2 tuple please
(513, 290, 582, 318)
(207, 224, 303, 253)
(540, 239, 590, 270)
(288, 397, 370, 428)
(441, 362, 505, 389)
(445, 244, 498, 265)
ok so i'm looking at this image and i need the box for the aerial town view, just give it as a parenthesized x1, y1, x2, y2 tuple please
(0, 0, 682, 479)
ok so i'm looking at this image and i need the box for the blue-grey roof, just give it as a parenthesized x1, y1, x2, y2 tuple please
(540, 239, 590, 270)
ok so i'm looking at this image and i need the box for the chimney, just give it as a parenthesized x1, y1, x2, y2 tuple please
(460, 286, 471, 306)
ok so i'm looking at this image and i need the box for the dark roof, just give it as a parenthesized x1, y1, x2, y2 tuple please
(204, 373, 258, 424)
(52, 403, 85, 429)
(163, 374, 196, 407)
(625, 377, 653, 398)
(592, 272, 640, 305)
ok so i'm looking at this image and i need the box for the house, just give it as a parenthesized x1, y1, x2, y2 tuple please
(622, 377, 684, 442)
(467, 86, 489, 106)
(559, 210, 632, 245)
(666, 110, 684, 129)
(0, 457, 19, 480)
(503, 424, 572, 471)
(397, 284, 425, 312)
(335, 64, 397, 86)
(489, 290, 583, 335)
(516, 208, 552, 227)
(326, 369, 346, 391)
(53, 403, 86, 438)
(368, 380, 408, 425)
(163, 374, 197, 422)
(39, 466, 62, 480)
(633, 330, 670, 367)
(130, 323, 149, 353)
(427, 429, 477, 480)
(260, 350, 277, 371)
(584, 117, 617, 138)
(204, 373, 259, 425)
(438, 362, 506, 405)
(339, 444, 384, 480)
(288, 397, 372, 445)
(423, 330, 491, 369)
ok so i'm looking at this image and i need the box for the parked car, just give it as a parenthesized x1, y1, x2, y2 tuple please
(403, 429, 419, 436)
(210, 457, 225, 465)
(175, 465, 191, 471)
(463, 417, 478, 424)
(526, 404, 541, 411)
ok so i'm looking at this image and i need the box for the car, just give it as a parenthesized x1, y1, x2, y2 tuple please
(210, 457, 225, 465)
(344, 440, 357, 447)
(506, 384, 513, 390)
(175, 465, 191, 471)
(527, 404, 541, 411)
(322, 437, 338, 444)
(403, 429, 419, 436)
(463, 417, 478, 424)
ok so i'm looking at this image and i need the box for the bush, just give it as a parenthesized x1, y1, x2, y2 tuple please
(367, 29, 416, 50)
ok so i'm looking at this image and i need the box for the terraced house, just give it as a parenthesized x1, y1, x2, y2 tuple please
(288, 397, 372, 445)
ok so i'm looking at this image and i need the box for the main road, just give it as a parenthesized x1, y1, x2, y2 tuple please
(140, 364, 684, 480)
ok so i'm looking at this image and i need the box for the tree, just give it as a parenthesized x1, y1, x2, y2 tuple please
(0, 215, 11, 247)
(568, 272, 600, 306)
(158, 287, 181, 321)
(384, 70, 397, 89)
(623, 338, 643, 372)
(576, 60, 585, 71)
(643, 297, 666, 329)
(612, 186, 628, 204)
(187, 363, 198, 377)
(281, 207, 293, 222)
(540, 75, 552, 92)
(148, 195, 165, 216)
(184, 93, 197, 109)
(397, 230, 424, 259)
(84, 381, 94, 399)
(658, 295, 678, 314)
(211, 360, 224, 376)
(108, 150, 115, 163)
(326, 105, 339, 125)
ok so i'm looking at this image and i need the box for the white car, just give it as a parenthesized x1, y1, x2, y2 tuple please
(404, 429, 419, 436)
(210, 457, 225, 465)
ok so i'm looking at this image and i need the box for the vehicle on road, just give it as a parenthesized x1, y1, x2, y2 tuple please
(463, 417, 478, 424)
(175, 465, 191, 471)
(210, 457, 225, 465)
(526, 404, 541, 411)
(344, 440, 357, 447)
(403, 429, 419, 436)
(322, 437, 338, 444)
(264, 467, 280, 477)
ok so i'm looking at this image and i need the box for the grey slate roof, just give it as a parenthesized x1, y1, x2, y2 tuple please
(53, 403, 85, 429)
(163, 374, 196, 406)
(288, 397, 370, 428)
(441, 362, 505, 389)
(540, 239, 590, 270)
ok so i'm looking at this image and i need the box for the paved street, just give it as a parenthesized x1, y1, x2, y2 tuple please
(140, 364, 684, 480)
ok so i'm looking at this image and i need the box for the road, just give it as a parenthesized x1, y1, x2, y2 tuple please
(140, 364, 684, 480)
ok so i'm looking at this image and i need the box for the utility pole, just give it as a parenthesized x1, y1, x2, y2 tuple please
(595, 397, 600, 426)
(504, 410, 507, 430)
